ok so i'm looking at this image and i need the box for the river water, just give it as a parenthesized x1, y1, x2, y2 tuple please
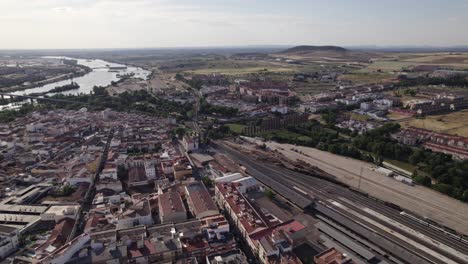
(11, 56, 150, 96)
(1, 57, 150, 110)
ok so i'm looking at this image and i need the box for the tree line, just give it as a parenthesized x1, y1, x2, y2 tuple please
(397, 75, 468, 88)
(0, 88, 194, 123)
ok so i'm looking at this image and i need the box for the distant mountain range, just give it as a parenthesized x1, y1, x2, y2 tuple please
(2, 45, 468, 57)
(280, 45, 348, 54)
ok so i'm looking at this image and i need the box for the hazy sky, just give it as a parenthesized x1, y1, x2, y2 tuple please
(1, 0, 468, 49)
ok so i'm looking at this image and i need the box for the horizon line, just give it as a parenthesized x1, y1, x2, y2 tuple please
(1, 44, 468, 52)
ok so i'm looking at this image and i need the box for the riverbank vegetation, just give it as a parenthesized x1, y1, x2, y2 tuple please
(0, 59, 91, 92)
(0, 88, 193, 122)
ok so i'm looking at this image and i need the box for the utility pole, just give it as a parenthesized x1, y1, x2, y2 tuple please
(358, 167, 363, 191)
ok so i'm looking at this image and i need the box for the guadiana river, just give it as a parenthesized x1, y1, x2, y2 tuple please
(0, 56, 150, 110)
(11, 56, 151, 96)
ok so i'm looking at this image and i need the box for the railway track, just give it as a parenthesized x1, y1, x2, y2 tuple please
(283, 146, 464, 220)
(215, 142, 468, 264)
(278, 164, 468, 255)
(247, 157, 461, 264)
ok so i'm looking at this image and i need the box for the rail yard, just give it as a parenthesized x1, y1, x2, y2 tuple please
(213, 140, 468, 264)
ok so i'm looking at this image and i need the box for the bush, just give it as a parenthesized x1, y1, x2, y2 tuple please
(264, 188, 275, 200)
(432, 183, 453, 196)
(414, 174, 431, 187)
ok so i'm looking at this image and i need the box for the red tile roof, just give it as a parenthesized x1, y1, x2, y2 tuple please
(159, 191, 186, 216)
(185, 182, 218, 217)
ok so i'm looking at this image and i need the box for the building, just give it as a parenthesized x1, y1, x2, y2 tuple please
(101, 168, 118, 180)
(128, 165, 149, 187)
(408, 95, 468, 115)
(36, 233, 90, 264)
(159, 191, 187, 224)
(299, 102, 339, 114)
(214, 173, 244, 183)
(0, 225, 19, 259)
(392, 127, 468, 160)
(183, 136, 199, 152)
(100, 215, 236, 263)
(96, 179, 123, 193)
(215, 181, 269, 251)
(35, 218, 75, 259)
(174, 161, 193, 181)
(40, 205, 80, 223)
(215, 178, 311, 263)
(144, 159, 157, 180)
(206, 249, 248, 264)
(314, 247, 355, 264)
(242, 113, 309, 136)
(252, 220, 309, 264)
(116, 199, 153, 229)
(185, 182, 219, 219)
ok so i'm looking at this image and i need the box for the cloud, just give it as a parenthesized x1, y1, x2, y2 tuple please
(1, 0, 468, 48)
(52, 6, 73, 13)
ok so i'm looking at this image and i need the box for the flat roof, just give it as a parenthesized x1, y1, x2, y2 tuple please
(43, 205, 80, 215)
(0, 213, 40, 224)
(0, 204, 48, 214)
(185, 182, 218, 217)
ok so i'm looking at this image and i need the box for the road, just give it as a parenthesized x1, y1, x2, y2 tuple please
(214, 142, 468, 264)
(0, 92, 91, 105)
(67, 128, 114, 241)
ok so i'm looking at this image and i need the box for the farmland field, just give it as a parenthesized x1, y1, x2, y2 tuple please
(339, 71, 394, 84)
(184, 66, 296, 75)
(398, 109, 468, 137)
(359, 53, 468, 73)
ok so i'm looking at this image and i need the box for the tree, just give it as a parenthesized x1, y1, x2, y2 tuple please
(173, 127, 186, 139)
(59, 185, 76, 196)
(432, 183, 453, 196)
(202, 176, 213, 187)
(93, 86, 108, 96)
(414, 174, 432, 187)
(409, 149, 425, 165)
(264, 188, 275, 200)
(463, 189, 468, 202)
(321, 110, 338, 125)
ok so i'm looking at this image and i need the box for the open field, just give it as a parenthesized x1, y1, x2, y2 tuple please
(361, 53, 468, 73)
(273, 50, 385, 63)
(260, 129, 313, 142)
(339, 71, 395, 84)
(184, 66, 296, 75)
(294, 81, 336, 96)
(360, 60, 418, 72)
(148, 72, 189, 92)
(105, 78, 147, 96)
(400, 53, 468, 65)
(387, 112, 414, 121)
(384, 159, 417, 173)
(263, 141, 468, 234)
(399, 109, 468, 137)
(350, 112, 371, 121)
(384, 91, 431, 104)
(226, 123, 246, 134)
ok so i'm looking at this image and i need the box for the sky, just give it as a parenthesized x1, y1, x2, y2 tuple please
(1, 0, 468, 49)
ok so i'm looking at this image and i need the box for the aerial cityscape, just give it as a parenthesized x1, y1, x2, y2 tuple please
(1, 1, 468, 264)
